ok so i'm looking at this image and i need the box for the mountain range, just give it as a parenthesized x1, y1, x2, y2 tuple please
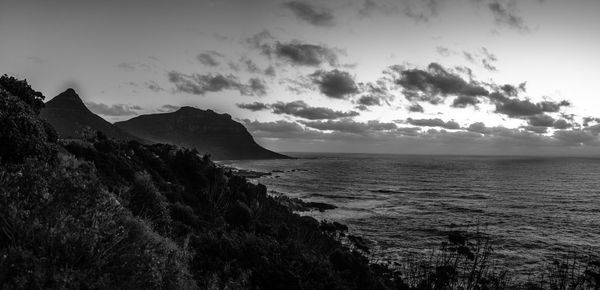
(40, 89, 288, 160)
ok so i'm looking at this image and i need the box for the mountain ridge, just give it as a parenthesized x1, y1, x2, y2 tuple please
(115, 106, 289, 160)
(40, 88, 144, 142)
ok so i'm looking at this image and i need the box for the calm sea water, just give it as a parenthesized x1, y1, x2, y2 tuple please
(222, 153, 600, 275)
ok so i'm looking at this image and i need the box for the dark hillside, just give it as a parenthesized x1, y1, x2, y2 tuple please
(40, 88, 144, 142)
(115, 107, 289, 160)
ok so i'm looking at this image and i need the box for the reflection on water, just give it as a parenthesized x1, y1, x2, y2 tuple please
(222, 153, 600, 275)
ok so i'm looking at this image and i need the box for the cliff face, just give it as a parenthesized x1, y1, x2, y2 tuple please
(115, 106, 289, 160)
(40, 89, 142, 142)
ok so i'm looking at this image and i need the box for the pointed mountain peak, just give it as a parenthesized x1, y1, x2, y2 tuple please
(46, 88, 86, 109)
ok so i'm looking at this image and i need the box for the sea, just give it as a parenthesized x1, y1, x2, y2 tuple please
(220, 153, 600, 276)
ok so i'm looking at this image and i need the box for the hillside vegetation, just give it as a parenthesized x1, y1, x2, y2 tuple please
(1, 75, 598, 289)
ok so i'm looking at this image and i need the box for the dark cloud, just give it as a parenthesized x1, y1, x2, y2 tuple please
(168, 71, 241, 95)
(406, 118, 460, 129)
(394, 63, 489, 105)
(168, 71, 267, 96)
(245, 78, 268, 96)
(271, 100, 359, 120)
(488, 1, 529, 31)
(467, 122, 487, 134)
(452, 95, 480, 108)
(500, 84, 520, 96)
(236, 102, 270, 111)
(196, 51, 224, 66)
(494, 98, 569, 117)
(300, 119, 397, 134)
(495, 99, 542, 117)
(408, 103, 424, 112)
(284, 1, 334, 27)
(553, 119, 572, 129)
(310, 69, 359, 99)
(355, 81, 394, 108)
(583, 117, 600, 127)
(357, 95, 382, 106)
(527, 114, 555, 127)
(274, 41, 338, 67)
(539, 100, 570, 112)
(86, 102, 141, 116)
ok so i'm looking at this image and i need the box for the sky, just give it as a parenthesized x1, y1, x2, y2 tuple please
(2, 0, 600, 155)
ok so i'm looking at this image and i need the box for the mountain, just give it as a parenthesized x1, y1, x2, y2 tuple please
(40, 88, 142, 142)
(115, 106, 289, 160)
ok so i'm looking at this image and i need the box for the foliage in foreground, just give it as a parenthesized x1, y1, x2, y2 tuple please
(0, 76, 598, 289)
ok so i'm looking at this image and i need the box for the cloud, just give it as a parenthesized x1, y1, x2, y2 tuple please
(464, 47, 498, 71)
(480, 47, 498, 71)
(357, 95, 382, 106)
(237, 100, 359, 120)
(358, 0, 400, 18)
(487, 1, 529, 31)
(242, 119, 305, 134)
(408, 103, 424, 112)
(300, 119, 397, 134)
(310, 69, 359, 99)
(406, 118, 460, 129)
(271, 100, 359, 120)
(117, 62, 136, 71)
(402, 0, 441, 22)
(553, 130, 598, 146)
(197, 51, 224, 66)
(168, 71, 267, 96)
(274, 41, 339, 67)
(494, 98, 569, 117)
(265, 66, 276, 76)
(146, 81, 164, 92)
(86, 102, 141, 116)
(284, 1, 335, 27)
(553, 119, 572, 129)
(157, 104, 180, 113)
(436, 46, 453, 57)
(452, 95, 480, 108)
(393, 63, 489, 105)
(356, 81, 394, 108)
(243, 58, 260, 73)
(236, 102, 270, 111)
(522, 126, 548, 134)
(245, 30, 274, 55)
(527, 114, 555, 127)
(245, 78, 268, 96)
